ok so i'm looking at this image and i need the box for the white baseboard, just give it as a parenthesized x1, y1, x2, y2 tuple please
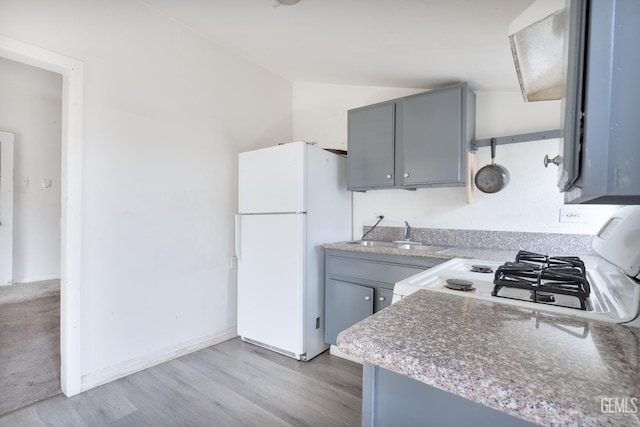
(14, 275, 61, 285)
(81, 328, 237, 392)
(329, 344, 362, 364)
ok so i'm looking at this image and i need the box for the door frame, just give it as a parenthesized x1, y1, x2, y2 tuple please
(0, 132, 15, 286)
(0, 35, 83, 396)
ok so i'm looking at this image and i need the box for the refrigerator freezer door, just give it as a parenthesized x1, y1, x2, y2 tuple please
(238, 142, 306, 214)
(237, 213, 306, 357)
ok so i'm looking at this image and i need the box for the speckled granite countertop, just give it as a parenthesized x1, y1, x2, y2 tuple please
(337, 290, 640, 427)
(322, 241, 518, 262)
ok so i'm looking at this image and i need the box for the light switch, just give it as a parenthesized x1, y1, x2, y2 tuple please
(41, 178, 52, 188)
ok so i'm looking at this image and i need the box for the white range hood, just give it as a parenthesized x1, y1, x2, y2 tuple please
(508, 0, 565, 102)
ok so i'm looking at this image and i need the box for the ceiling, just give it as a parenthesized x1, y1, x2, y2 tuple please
(141, 0, 535, 91)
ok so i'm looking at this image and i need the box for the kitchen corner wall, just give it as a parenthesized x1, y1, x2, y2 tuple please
(292, 82, 619, 237)
(0, 1, 292, 386)
(0, 57, 62, 283)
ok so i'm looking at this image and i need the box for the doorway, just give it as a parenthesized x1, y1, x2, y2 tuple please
(0, 57, 63, 413)
(0, 35, 83, 397)
(0, 58, 62, 284)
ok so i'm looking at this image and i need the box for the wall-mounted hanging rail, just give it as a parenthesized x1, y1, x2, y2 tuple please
(471, 129, 560, 151)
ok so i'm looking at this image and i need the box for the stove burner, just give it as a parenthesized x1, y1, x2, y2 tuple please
(492, 251, 591, 310)
(445, 278, 475, 291)
(530, 291, 556, 303)
(471, 264, 493, 273)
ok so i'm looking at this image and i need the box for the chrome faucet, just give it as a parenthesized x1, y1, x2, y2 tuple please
(404, 221, 411, 241)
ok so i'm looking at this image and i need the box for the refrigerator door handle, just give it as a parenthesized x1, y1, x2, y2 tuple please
(235, 214, 241, 260)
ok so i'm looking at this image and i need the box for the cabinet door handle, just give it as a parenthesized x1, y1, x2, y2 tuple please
(364, 296, 371, 301)
(404, 172, 410, 178)
(386, 174, 392, 179)
(379, 296, 386, 301)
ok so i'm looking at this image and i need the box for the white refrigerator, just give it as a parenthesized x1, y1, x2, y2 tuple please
(236, 141, 351, 361)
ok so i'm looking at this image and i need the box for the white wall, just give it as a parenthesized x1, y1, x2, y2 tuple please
(0, 57, 61, 283)
(0, 0, 292, 382)
(292, 82, 619, 236)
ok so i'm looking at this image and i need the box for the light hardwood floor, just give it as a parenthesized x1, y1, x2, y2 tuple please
(0, 338, 363, 426)
(0, 280, 61, 415)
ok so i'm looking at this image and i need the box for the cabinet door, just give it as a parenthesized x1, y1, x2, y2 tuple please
(397, 86, 464, 186)
(347, 102, 395, 190)
(325, 279, 374, 345)
(375, 288, 394, 312)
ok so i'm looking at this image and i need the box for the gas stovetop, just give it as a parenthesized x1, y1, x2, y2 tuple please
(393, 253, 640, 324)
(492, 251, 592, 311)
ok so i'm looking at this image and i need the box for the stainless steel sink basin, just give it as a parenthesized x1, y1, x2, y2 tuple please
(347, 240, 397, 248)
(393, 243, 450, 252)
(345, 241, 450, 252)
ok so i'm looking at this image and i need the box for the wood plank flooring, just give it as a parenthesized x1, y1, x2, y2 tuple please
(0, 281, 61, 415)
(0, 338, 363, 426)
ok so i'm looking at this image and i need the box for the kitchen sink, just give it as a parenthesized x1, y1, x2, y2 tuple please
(345, 241, 450, 252)
(348, 240, 397, 248)
(394, 243, 450, 252)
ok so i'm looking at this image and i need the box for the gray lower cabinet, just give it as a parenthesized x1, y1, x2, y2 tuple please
(325, 279, 374, 344)
(347, 82, 475, 191)
(377, 288, 393, 311)
(363, 363, 539, 427)
(324, 249, 442, 345)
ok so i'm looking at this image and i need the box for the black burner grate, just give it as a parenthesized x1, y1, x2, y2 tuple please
(492, 251, 591, 310)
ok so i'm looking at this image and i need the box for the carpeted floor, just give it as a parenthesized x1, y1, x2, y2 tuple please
(0, 280, 61, 416)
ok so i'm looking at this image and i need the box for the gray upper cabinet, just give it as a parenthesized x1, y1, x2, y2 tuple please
(347, 83, 475, 191)
(397, 85, 468, 186)
(347, 102, 396, 189)
(560, 0, 640, 204)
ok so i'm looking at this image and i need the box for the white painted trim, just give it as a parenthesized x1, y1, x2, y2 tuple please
(329, 344, 363, 364)
(81, 329, 238, 392)
(0, 34, 84, 397)
(14, 275, 61, 284)
(0, 131, 15, 286)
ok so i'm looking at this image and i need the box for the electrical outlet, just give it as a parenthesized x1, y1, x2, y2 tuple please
(559, 207, 589, 223)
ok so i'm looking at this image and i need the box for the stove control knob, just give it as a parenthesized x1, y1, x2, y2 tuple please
(544, 154, 561, 168)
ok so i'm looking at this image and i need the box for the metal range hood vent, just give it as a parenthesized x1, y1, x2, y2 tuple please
(509, 0, 566, 102)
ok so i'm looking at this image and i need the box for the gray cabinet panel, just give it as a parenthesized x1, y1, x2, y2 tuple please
(397, 86, 463, 186)
(327, 256, 426, 288)
(376, 288, 393, 312)
(347, 102, 395, 190)
(363, 363, 539, 427)
(347, 82, 475, 191)
(326, 249, 444, 270)
(325, 249, 443, 345)
(325, 279, 374, 345)
(562, 0, 640, 204)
